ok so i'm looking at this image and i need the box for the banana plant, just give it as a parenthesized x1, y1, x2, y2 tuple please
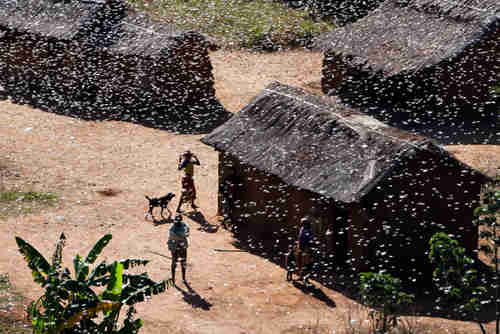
(16, 233, 171, 334)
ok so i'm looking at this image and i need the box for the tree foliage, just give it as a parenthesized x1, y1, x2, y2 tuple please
(428, 232, 487, 328)
(474, 184, 500, 334)
(359, 271, 414, 333)
(15, 233, 171, 334)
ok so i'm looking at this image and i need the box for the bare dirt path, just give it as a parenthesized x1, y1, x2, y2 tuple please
(0, 49, 498, 334)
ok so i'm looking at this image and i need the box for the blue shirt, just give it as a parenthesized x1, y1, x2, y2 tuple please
(298, 227, 313, 249)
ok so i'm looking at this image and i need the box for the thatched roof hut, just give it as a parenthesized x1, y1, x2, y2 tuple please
(203, 82, 429, 203)
(0, 0, 187, 50)
(315, 0, 500, 131)
(202, 82, 490, 281)
(0, 0, 100, 39)
(0, 0, 228, 133)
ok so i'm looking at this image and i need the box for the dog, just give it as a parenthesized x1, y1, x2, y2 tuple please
(145, 192, 175, 221)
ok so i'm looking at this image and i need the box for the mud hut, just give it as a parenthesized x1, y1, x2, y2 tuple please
(315, 0, 500, 128)
(0, 0, 229, 133)
(201, 82, 490, 281)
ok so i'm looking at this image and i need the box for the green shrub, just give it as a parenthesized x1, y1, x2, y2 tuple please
(474, 184, 500, 334)
(16, 233, 170, 334)
(428, 232, 486, 329)
(359, 272, 414, 333)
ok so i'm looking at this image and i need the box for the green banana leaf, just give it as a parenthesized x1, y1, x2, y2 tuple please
(15, 236, 51, 285)
(85, 234, 112, 264)
(102, 261, 123, 302)
(123, 280, 168, 305)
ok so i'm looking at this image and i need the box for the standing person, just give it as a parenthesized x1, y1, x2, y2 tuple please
(295, 216, 315, 282)
(167, 215, 190, 284)
(176, 150, 200, 212)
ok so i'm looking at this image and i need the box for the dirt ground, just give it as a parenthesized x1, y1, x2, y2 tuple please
(0, 49, 499, 334)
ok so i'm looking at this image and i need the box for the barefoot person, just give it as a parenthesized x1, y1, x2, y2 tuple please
(168, 215, 190, 284)
(176, 150, 200, 212)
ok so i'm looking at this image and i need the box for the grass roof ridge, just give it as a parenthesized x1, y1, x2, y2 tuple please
(262, 84, 432, 151)
(407, 0, 500, 22)
(414, 0, 499, 15)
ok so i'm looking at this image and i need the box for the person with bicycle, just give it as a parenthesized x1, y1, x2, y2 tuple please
(295, 216, 315, 282)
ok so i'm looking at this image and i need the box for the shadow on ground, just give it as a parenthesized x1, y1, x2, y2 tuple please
(291, 280, 336, 308)
(185, 210, 219, 233)
(0, 95, 231, 135)
(229, 228, 499, 323)
(152, 217, 173, 226)
(340, 98, 499, 145)
(174, 282, 213, 311)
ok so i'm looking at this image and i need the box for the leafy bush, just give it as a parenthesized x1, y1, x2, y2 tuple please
(16, 233, 170, 334)
(359, 272, 414, 333)
(428, 232, 487, 331)
(474, 184, 500, 333)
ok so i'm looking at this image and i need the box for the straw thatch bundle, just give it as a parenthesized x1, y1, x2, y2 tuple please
(0, 0, 229, 133)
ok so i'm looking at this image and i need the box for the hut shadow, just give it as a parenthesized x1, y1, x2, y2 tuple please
(230, 234, 500, 322)
(4, 95, 231, 135)
(229, 237, 349, 306)
(185, 211, 219, 233)
(340, 97, 499, 145)
(174, 282, 212, 311)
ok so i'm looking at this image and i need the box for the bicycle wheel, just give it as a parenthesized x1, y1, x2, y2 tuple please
(286, 269, 293, 281)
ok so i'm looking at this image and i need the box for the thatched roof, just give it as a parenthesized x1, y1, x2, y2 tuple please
(315, 0, 500, 75)
(201, 82, 487, 203)
(102, 11, 184, 56)
(0, 0, 97, 39)
(0, 0, 204, 56)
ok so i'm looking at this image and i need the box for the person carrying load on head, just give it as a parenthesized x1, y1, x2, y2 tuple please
(168, 214, 190, 284)
(176, 150, 200, 212)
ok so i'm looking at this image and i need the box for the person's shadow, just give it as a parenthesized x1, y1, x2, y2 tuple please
(185, 211, 219, 233)
(292, 280, 336, 308)
(174, 282, 213, 311)
(152, 217, 173, 226)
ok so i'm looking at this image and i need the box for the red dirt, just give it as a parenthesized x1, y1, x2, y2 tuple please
(0, 49, 498, 334)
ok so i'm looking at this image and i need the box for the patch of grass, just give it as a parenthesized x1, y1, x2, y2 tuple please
(0, 274, 10, 292)
(0, 191, 58, 219)
(128, 0, 334, 50)
(0, 274, 31, 334)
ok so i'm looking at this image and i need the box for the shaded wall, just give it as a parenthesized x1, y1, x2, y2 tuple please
(359, 149, 483, 283)
(321, 26, 500, 130)
(217, 150, 485, 285)
(0, 29, 229, 133)
(218, 152, 348, 258)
